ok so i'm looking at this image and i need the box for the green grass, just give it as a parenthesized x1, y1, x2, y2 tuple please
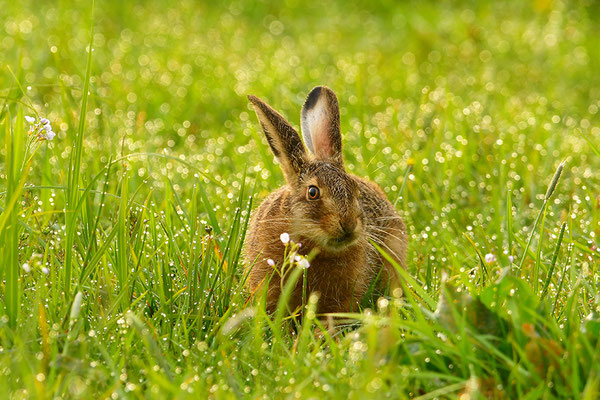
(1, 0, 600, 398)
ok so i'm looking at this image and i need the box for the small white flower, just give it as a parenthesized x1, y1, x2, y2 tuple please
(297, 258, 310, 269)
(294, 255, 301, 262)
(41, 267, 49, 275)
(46, 131, 56, 140)
(40, 118, 50, 125)
(484, 253, 496, 264)
(280, 232, 290, 244)
(22, 263, 31, 273)
(25, 115, 35, 124)
(508, 255, 515, 263)
(42, 124, 52, 131)
(267, 259, 275, 266)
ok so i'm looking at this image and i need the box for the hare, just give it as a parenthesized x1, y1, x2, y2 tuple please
(244, 86, 407, 315)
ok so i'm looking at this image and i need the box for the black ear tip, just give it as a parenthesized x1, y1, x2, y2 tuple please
(303, 86, 323, 111)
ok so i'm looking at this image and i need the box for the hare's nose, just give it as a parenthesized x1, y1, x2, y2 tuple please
(339, 220, 357, 235)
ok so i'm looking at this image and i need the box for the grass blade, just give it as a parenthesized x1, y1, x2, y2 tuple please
(540, 222, 567, 301)
(64, 3, 94, 294)
(517, 161, 565, 273)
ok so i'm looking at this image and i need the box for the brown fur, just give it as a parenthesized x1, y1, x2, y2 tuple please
(244, 86, 407, 315)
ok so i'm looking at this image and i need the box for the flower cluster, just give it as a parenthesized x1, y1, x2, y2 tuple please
(279, 232, 310, 269)
(25, 115, 56, 141)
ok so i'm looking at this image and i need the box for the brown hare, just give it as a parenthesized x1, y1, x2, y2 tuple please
(244, 86, 407, 315)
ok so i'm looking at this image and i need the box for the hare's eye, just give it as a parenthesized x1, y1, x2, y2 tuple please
(307, 185, 320, 200)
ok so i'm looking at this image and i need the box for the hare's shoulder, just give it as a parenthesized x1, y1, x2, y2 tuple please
(247, 186, 293, 249)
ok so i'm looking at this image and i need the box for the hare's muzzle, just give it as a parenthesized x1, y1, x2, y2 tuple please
(340, 220, 357, 236)
(327, 218, 360, 248)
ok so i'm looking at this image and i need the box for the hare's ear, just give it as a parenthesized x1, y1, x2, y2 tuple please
(301, 86, 343, 164)
(248, 95, 307, 183)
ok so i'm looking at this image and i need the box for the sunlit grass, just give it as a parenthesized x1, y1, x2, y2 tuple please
(1, 0, 600, 398)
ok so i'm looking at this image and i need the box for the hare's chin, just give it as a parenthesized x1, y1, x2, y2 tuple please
(324, 236, 359, 251)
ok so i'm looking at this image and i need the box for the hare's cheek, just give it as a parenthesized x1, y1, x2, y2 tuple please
(319, 214, 339, 234)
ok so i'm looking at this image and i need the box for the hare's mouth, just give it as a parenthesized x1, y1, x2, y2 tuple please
(326, 231, 358, 249)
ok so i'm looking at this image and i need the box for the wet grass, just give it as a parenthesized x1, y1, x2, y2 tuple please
(1, 0, 600, 398)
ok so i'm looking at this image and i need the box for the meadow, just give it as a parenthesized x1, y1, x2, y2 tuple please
(1, 0, 600, 398)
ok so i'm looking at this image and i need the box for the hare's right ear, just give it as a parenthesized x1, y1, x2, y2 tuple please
(301, 86, 343, 165)
(248, 95, 307, 183)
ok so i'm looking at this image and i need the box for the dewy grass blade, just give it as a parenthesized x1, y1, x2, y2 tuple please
(506, 184, 514, 266)
(394, 162, 413, 207)
(541, 222, 567, 301)
(79, 157, 112, 274)
(117, 166, 129, 288)
(222, 175, 247, 310)
(553, 239, 574, 315)
(64, 3, 95, 294)
(197, 181, 222, 236)
(463, 232, 488, 284)
(0, 112, 29, 236)
(534, 205, 548, 292)
(2, 107, 32, 327)
(517, 161, 565, 274)
(3, 110, 17, 326)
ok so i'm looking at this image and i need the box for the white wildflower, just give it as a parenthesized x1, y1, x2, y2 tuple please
(22, 263, 31, 273)
(41, 267, 49, 275)
(25, 115, 35, 124)
(267, 259, 275, 266)
(280, 232, 290, 244)
(297, 257, 310, 269)
(484, 253, 496, 263)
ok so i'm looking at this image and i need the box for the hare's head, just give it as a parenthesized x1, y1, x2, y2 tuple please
(249, 86, 364, 251)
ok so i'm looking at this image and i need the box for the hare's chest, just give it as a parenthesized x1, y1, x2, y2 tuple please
(302, 252, 370, 312)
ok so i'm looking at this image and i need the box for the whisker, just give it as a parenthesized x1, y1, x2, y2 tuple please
(365, 225, 406, 236)
(256, 217, 315, 224)
(365, 225, 406, 243)
(372, 216, 404, 222)
(366, 233, 402, 262)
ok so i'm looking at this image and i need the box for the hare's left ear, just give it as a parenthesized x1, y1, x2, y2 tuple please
(248, 95, 307, 184)
(301, 86, 343, 164)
